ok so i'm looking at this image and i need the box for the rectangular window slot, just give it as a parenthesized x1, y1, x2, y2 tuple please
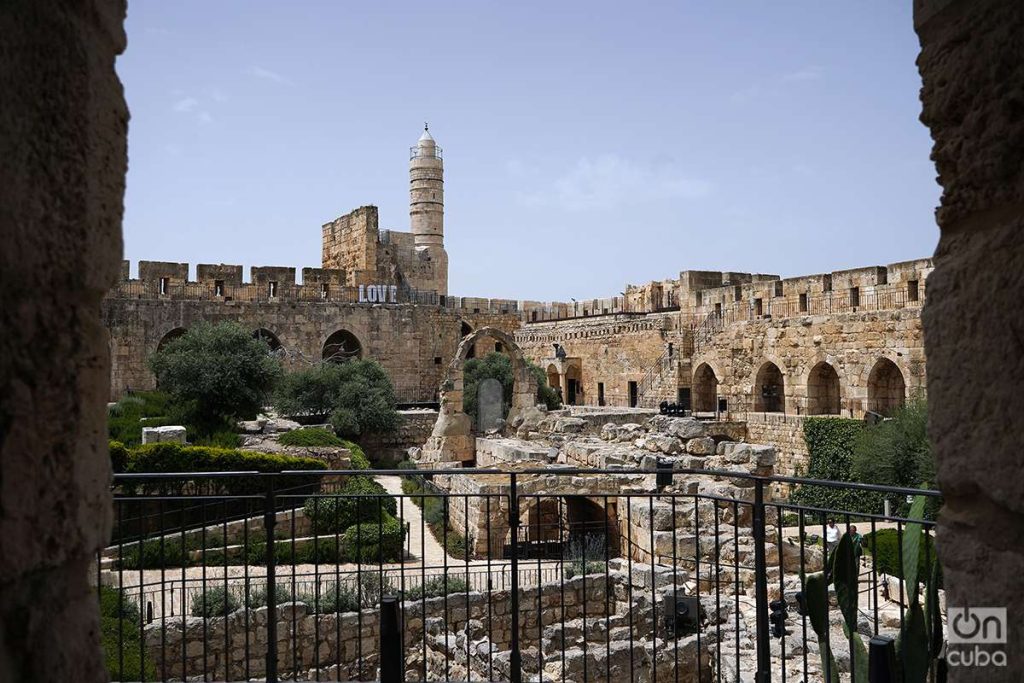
(774, 281, 784, 297)
(850, 286, 860, 307)
(320, 283, 329, 299)
(269, 281, 278, 298)
(734, 286, 742, 302)
(714, 302, 722, 316)
(159, 277, 169, 295)
(908, 280, 919, 302)
(799, 292, 808, 312)
(214, 279, 224, 297)
(754, 298, 763, 317)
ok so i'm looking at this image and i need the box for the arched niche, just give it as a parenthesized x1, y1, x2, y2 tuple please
(807, 361, 842, 415)
(322, 329, 362, 362)
(252, 328, 283, 352)
(156, 327, 187, 351)
(753, 361, 786, 413)
(867, 358, 906, 416)
(692, 363, 719, 412)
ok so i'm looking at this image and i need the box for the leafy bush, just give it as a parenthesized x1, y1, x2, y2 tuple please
(789, 418, 886, 515)
(463, 352, 561, 419)
(99, 586, 156, 681)
(244, 583, 298, 609)
(852, 399, 937, 517)
(116, 536, 189, 570)
(108, 391, 175, 446)
(303, 476, 397, 533)
(109, 440, 130, 473)
(279, 427, 344, 447)
(405, 576, 470, 601)
(190, 585, 241, 617)
(343, 440, 371, 469)
(863, 528, 943, 588)
(563, 535, 609, 578)
(299, 574, 395, 613)
(273, 360, 400, 437)
(149, 321, 283, 435)
(340, 513, 405, 563)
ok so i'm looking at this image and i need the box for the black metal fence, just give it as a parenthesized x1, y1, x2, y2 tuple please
(96, 468, 941, 682)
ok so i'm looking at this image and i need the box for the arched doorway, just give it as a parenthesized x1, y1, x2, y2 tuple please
(754, 362, 785, 413)
(546, 364, 560, 391)
(525, 499, 561, 543)
(867, 358, 906, 416)
(460, 321, 475, 359)
(692, 363, 718, 412)
(565, 365, 583, 405)
(156, 327, 187, 351)
(807, 361, 841, 415)
(322, 329, 362, 362)
(252, 328, 282, 353)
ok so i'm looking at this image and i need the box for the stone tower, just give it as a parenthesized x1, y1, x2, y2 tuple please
(409, 124, 448, 294)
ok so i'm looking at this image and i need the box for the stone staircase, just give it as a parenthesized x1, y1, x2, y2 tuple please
(637, 355, 689, 408)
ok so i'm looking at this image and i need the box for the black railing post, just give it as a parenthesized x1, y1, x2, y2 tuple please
(379, 595, 402, 683)
(752, 478, 771, 682)
(264, 478, 278, 682)
(508, 473, 522, 683)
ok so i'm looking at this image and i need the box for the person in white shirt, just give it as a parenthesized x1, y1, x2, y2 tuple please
(825, 519, 840, 555)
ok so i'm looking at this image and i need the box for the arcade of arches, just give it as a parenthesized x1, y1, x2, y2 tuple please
(754, 362, 785, 413)
(806, 362, 841, 415)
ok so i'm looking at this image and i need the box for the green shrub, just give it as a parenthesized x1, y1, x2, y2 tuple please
(863, 528, 943, 588)
(116, 536, 189, 570)
(341, 513, 405, 563)
(192, 429, 242, 448)
(107, 391, 175, 446)
(99, 586, 156, 681)
(303, 476, 397, 533)
(149, 321, 283, 433)
(190, 585, 240, 617)
(342, 440, 371, 469)
(244, 583, 298, 609)
(125, 442, 326, 495)
(273, 360, 400, 437)
(405, 576, 470, 601)
(279, 427, 344, 447)
(789, 418, 886, 515)
(109, 440, 130, 473)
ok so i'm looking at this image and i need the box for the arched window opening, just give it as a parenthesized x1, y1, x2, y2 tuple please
(754, 362, 785, 413)
(322, 329, 362, 363)
(867, 358, 906, 416)
(807, 361, 841, 415)
(692, 363, 719, 413)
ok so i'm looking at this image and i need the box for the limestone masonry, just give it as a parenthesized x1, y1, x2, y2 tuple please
(103, 127, 931, 474)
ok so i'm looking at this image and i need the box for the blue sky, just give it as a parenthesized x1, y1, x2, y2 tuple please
(119, 1, 938, 301)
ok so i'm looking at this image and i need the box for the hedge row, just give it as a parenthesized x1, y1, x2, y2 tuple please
(303, 475, 397, 533)
(789, 418, 886, 515)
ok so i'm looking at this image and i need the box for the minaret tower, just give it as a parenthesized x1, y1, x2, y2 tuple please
(409, 123, 448, 294)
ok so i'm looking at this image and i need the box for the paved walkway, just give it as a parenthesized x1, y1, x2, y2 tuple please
(375, 474, 454, 566)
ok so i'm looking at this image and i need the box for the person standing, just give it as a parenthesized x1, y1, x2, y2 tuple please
(825, 519, 840, 555)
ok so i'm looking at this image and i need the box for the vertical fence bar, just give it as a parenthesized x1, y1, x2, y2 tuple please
(264, 478, 278, 683)
(752, 479, 771, 683)
(508, 473, 522, 683)
(379, 596, 402, 683)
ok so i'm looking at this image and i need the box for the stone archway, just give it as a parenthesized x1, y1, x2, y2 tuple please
(807, 361, 841, 415)
(867, 358, 906, 416)
(252, 328, 283, 353)
(322, 329, 362, 362)
(753, 361, 785, 413)
(692, 363, 719, 412)
(421, 327, 538, 464)
(157, 326, 187, 351)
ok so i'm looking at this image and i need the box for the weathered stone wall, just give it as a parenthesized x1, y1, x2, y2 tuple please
(516, 314, 676, 407)
(0, 1, 126, 680)
(144, 578, 609, 681)
(915, 0, 1024, 672)
(360, 409, 438, 465)
(743, 414, 809, 477)
(321, 205, 379, 286)
(689, 307, 926, 417)
(103, 296, 520, 403)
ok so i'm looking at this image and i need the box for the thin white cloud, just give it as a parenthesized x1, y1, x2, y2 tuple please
(247, 66, 291, 85)
(197, 111, 214, 125)
(517, 155, 712, 211)
(208, 87, 229, 103)
(732, 66, 824, 103)
(173, 97, 199, 113)
(781, 66, 823, 82)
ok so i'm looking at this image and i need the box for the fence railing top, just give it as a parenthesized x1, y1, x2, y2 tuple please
(111, 467, 942, 498)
